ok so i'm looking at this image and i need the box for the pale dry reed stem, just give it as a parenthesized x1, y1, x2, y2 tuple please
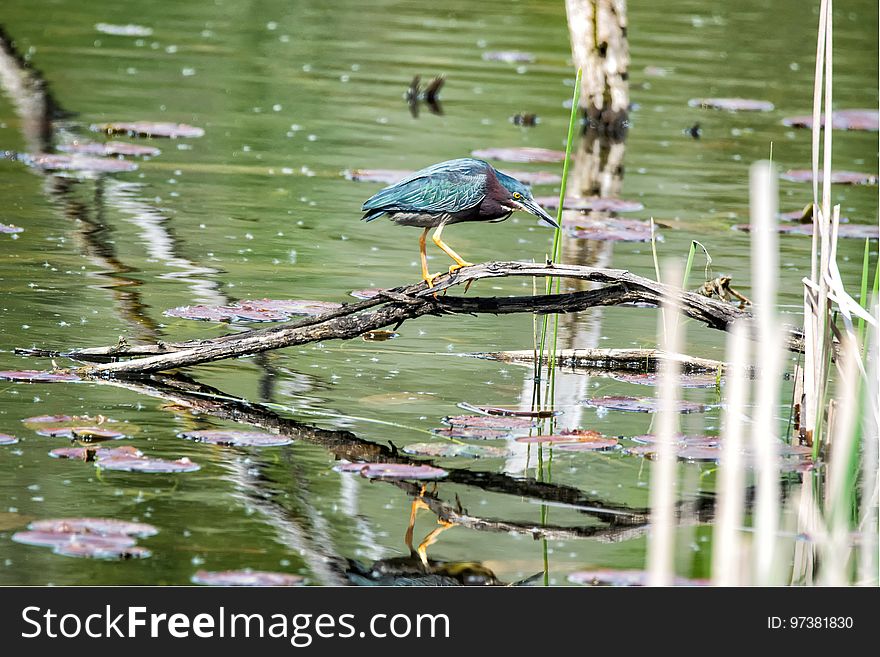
(647, 262, 682, 586)
(712, 322, 749, 586)
(749, 161, 783, 585)
(858, 322, 879, 585)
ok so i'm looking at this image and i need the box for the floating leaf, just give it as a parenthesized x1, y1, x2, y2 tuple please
(0, 370, 81, 382)
(688, 98, 774, 112)
(443, 414, 535, 429)
(345, 168, 560, 186)
(457, 402, 561, 418)
(333, 462, 448, 480)
(607, 372, 720, 387)
(556, 440, 620, 452)
(583, 396, 707, 414)
(629, 433, 718, 445)
(54, 542, 151, 559)
(57, 141, 161, 157)
(29, 517, 158, 537)
(13, 530, 135, 549)
(516, 431, 617, 450)
(164, 299, 341, 322)
(23, 154, 138, 173)
(431, 427, 511, 440)
(569, 569, 709, 586)
(179, 429, 292, 447)
(780, 170, 877, 185)
(782, 109, 878, 131)
(95, 23, 153, 37)
(402, 442, 509, 459)
(536, 196, 645, 213)
(733, 222, 878, 239)
(23, 414, 132, 432)
(481, 50, 535, 63)
(49, 445, 143, 461)
(192, 570, 305, 586)
(350, 288, 386, 299)
(0, 223, 24, 234)
(564, 216, 654, 242)
(471, 147, 566, 163)
(238, 298, 342, 315)
(91, 121, 205, 138)
(97, 455, 201, 473)
(36, 426, 128, 441)
(0, 433, 19, 445)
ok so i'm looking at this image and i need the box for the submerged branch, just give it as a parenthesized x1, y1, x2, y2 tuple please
(19, 260, 806, 377)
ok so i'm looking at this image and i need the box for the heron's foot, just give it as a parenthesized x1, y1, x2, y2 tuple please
(423, 272, 441, 289)
(448, 260, 474, 275)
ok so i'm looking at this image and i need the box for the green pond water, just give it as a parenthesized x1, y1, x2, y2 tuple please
(0, 0, 876, 585)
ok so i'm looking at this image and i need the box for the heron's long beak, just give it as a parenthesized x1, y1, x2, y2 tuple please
(517, 197, 559, 229)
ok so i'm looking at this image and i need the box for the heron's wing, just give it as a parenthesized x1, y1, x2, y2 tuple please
(362, 159, 488, 213)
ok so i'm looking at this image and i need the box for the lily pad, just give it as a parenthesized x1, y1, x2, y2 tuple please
(482, 50, 535, 63)
(179, 429, 292, 447)
(556, 440, 620, 452)
(192, 570, 305, 586)
(333, 462, 448, 480)
(362, 330, 398, 341)
(443, 414, 535, 429)
(629, 433, 718, 445)
(782, 109, 879, 131)
(57, 141, 161, 157)
(780, 170, 877, 185)
(29, 517, 158, 537)
(733, 222, 878, 239)
(345, 168, 560, 186)
(96, 455, 201, 473)
(54, 542, 152, 559)
(583, 396, 707, 414)
(569, 569, 709, 586)
(517, 430, 617, 450)
(164, 299, 341, 322)
(564, 216, 654, 242)
(0, 223, 24, 234)
(471, 147, 566, 163)
(402, 442, 509, 459)
(36, 426, 128, 441)
(607, 372, 720, 387)
(0, 433, 19, 445)
(457, 402, 561, 418)
(91, 121, 205, 139)
(0, 370, 81, 382)
(536, 196, 645, 213)
(12, 530, 136, 549)
(49, 445, 143, 461)
(24, 154, 138, 173)
(688, 98, 774, 112)
(431, 427, 511, 440)
(350, 288, 386, 299)
(23, 414, 132, 432)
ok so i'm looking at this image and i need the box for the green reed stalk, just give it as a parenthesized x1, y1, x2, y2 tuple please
(857, 238, 870, 348)
(536, 68, 582, 406)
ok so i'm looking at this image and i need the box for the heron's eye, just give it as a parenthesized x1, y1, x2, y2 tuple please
(513, 192, 522, 199)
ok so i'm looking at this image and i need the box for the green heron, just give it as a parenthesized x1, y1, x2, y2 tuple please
(361, 158, 558, 287)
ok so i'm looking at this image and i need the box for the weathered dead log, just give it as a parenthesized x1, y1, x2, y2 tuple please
(473, 348, 726, 373)
(565, 0, 629, 138)
(18, 260, 806, 377)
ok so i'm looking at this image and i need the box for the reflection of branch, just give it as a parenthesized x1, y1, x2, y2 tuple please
(97, 372, 650, 524)
(473, 348, 726, 373)
(24, 261, 806, 376)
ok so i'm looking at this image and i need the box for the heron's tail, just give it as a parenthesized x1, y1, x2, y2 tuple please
(361, 208, 387, 222)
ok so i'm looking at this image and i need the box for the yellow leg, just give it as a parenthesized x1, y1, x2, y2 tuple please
(405, 485, 431, 553)
(419, 228, 441, 288)
(431, 224, 474, 274)
(416, 520, 455, 567)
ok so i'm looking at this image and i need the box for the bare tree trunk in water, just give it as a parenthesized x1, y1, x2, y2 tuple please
(565, 0, 629, 139)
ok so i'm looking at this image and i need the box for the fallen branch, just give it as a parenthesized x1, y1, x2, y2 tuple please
(19, 261, 806, 377)
(472, 348, 726, 373)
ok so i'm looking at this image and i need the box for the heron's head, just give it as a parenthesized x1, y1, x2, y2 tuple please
(494, 170, 559, 228)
